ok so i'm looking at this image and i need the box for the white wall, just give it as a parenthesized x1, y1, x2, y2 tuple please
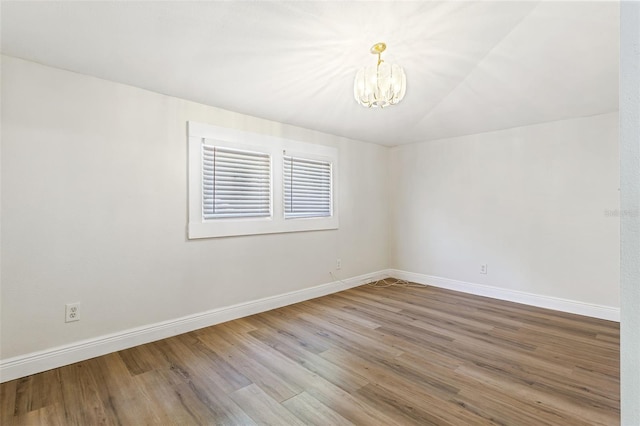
(0, 56, 390, 360)
(620, 1, 640, 423)
(390, 113, 620, 309)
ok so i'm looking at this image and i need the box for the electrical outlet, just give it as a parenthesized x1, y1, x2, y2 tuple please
(480, 264, 488, 275)
(65, 303, 80, 322)
(336, 258, 342, 270)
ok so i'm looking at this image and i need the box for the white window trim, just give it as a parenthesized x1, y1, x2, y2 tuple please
(188, 121, 338, 239)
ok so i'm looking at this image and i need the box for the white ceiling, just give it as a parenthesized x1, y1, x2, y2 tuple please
(1, 1, 619, 146)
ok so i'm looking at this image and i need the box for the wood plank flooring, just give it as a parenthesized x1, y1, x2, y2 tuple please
(0, 283, 620, 425)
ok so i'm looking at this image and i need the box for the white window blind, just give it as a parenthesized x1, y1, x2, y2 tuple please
(284, 155, 332, 219)
(202, 145, 271, 219)
(189, 121, 338, 238)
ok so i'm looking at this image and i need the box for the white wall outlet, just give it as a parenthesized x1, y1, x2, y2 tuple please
(480, 264, 488, 274)
(336, 258, 342, 270)
(65, 302, 81, 322)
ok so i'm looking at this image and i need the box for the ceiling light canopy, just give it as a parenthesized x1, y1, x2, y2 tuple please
(354, 42, 407, 108)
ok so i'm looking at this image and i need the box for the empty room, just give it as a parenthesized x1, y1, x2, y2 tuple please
(1, 1, 639, 425)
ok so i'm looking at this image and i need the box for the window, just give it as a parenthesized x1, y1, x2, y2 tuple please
(203, 146, 271, 219)
(188, 122, 338, 239)
(284, 156, 332, 219)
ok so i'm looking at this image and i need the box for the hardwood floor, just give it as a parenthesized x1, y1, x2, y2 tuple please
(0, 283, 620, 425)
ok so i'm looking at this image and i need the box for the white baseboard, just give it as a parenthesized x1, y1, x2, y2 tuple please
(0, 270, 389, 383)
(389, 269, 620, 322)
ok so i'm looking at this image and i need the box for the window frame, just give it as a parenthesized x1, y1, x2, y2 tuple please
(188, 121, 338, 239)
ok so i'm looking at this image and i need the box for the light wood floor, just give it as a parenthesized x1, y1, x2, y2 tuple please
(1, 283, 620, 425)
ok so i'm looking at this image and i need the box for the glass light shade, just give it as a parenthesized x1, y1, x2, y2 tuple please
(354, 62, 406, 108)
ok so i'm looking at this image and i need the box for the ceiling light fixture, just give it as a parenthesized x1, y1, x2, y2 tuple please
(354, 42, 407, 108)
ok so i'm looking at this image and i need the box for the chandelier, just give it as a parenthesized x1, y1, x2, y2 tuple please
(354, 42, 407, 108)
